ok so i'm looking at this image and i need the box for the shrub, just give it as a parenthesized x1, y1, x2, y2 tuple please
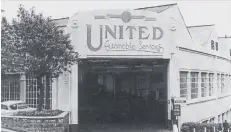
(181, 122, 231, 132)
(13, 109, 63, 116)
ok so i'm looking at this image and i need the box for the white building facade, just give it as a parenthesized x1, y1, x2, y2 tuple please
(51, 4, 231, 127)
(2, 3, 231, 129)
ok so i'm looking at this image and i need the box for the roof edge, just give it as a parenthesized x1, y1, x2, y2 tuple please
(218, 36, 231, 38)
(134, 3, 177, 10)
(51, 17, 69, 21)
(187, 24, 215, 28)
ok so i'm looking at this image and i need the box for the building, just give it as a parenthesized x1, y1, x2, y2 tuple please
(1, 3, 231, 130)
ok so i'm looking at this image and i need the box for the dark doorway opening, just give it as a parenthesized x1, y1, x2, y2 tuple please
(78, 59, 169, 131)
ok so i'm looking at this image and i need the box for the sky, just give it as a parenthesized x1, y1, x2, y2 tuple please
(1, 0, 231, 37)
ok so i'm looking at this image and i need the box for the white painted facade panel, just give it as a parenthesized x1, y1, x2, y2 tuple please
(52, 4, 231, 126)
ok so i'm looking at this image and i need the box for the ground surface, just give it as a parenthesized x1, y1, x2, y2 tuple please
(79, 123, 171, 132)
(1, 128, 17, 132)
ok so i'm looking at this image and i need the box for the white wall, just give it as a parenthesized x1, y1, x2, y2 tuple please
(54, 4, 231, 125)
(149, 5, 231, 124)
(181, 96, 231, 123)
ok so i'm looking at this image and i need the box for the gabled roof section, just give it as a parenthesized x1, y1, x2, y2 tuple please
(51, 17, 69, 27)
(187, 24, 214, 46)
(135, 3, 177, 13)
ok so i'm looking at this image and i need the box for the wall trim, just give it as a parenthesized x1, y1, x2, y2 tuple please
(178, 47, 231, 63)
(186, 97, 216, 106)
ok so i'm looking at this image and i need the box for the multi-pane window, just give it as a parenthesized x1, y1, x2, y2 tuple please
(1, 74, 20, 102)
(211, 40, 214, 50)
(225, 75, 228, 93)
(201, 73, 207, 97)
(221, 74, 225, 94)
(180, 72, 188, 98)
(26, 75, 52, 109)
(209, 73, 214, 96)
(217, 74, 220, 94)
(191, 72, 199, 99)
(215, 42, 218, 51)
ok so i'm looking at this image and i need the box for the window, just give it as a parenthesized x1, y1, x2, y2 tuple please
(201, 73, 207, 97)
(190, 72, 199, 99)
(26, 75, 52, 109)
(217, 74, 220, 94)
(209, 73, 214, 96)
(1, 104, 8, 110)
(215, 42, 218, 51)
(180, 72, 188, 98)
(1, 74, 20, 102)
(225, 74, 228, 93)
(211, 40, 214, 50)
(221, 74, 225, 94)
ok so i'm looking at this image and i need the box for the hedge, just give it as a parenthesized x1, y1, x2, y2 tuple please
(13, 109, 63, 116)
(181, 122, 231, 132)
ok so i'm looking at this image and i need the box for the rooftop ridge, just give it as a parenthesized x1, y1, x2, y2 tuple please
(134, 3, 177, 10)
(187, 24, 215, 28)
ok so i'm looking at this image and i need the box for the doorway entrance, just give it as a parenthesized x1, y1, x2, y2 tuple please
(78, 59, 169, 130)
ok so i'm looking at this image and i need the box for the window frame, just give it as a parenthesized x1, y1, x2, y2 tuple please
(211, 40, 215, 50)
(215, 42, 218, 51)
(201, 73, 207, 97)
(208, 73, 214, 96)
(180, 71, 188, 98)
(190, 72, 199, 99)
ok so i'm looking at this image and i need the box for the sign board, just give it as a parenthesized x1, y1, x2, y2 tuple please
(67, 10, 173, 59)
(173, 104, 181, 116)
(174, 97, 187, 104)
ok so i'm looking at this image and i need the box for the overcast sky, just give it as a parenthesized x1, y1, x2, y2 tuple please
(1, 0, 231, 37)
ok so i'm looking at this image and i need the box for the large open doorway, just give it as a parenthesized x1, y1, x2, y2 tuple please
(78, 59, 169, 131)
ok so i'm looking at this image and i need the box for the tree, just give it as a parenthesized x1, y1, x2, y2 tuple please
(1, 5, 79, 110)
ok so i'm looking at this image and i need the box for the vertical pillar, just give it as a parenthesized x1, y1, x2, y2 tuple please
(52, 78, 58, 109)
(167, 54, 179, 128)
(69, 64, 78, 131)
(20, 74, 26, 102)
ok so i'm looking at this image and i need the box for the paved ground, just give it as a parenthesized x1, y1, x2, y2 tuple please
(1, 128, 17, 132)
(79, 123, 171, 132)
(2, 124, 172, 132)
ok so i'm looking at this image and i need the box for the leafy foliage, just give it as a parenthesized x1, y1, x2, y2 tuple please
(14, 109, 63, 116)
(1, 5, 78, 78)
(1, 5, 78, 110)
(181, 122, 231, 132)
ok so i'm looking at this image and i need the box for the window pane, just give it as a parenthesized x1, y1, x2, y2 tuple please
(180, 72, 188, 98)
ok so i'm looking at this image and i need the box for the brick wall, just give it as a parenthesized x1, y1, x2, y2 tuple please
(1, 112, 69, 132)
